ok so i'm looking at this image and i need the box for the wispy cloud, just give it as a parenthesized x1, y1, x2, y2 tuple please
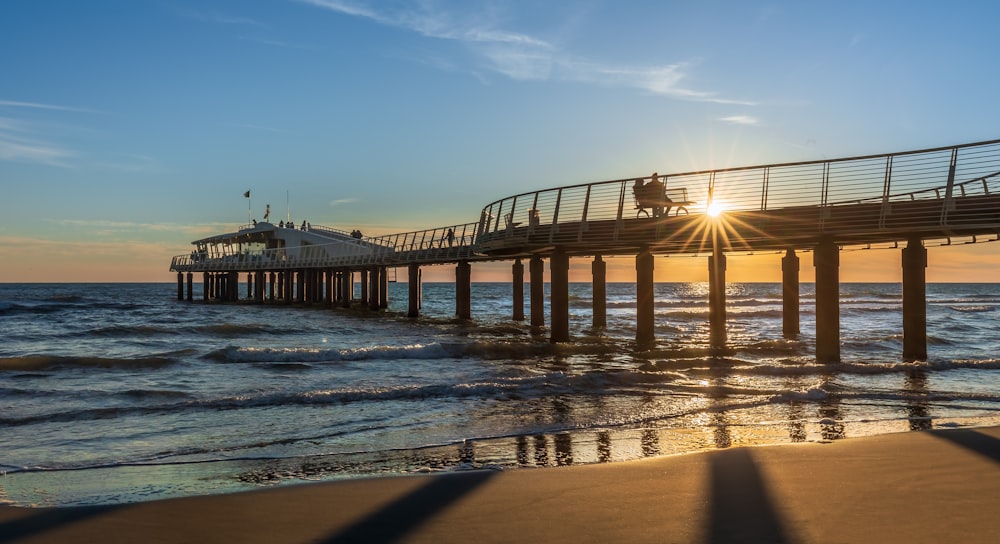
(236, 123, 289, 134)
(0, 115, 75, 166)
(330, 198, 358, 207)
(719, 115, 760, 125)
(297, 1, 751, 104)
(47, 219, 238, 237)
(0, 99, 103, 114)
(175, 8, 264, 27)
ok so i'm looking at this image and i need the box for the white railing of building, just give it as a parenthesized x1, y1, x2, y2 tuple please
(171, 222, 480, 272)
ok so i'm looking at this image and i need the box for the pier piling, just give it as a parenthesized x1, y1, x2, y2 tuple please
(782, 249, 800, 337)
(550, 250, 570, 342)
(408, 264, 420, 318)
(529, 256, 545, 327)
(636, 248, 655, 346)
(902, 237, 928, 361)
(592, 255, 607, 329)
(512, 259, 525, 321)
(815, 239, 841, 363)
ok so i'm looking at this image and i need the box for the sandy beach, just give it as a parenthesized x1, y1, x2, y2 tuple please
(2, 425, 998, 543)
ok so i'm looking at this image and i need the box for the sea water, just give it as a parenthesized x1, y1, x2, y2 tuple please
(2, 282, 999, 507)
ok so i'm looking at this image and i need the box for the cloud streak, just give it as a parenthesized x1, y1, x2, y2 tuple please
(719, 115, 760, 125)
(296, 1, 752, 104)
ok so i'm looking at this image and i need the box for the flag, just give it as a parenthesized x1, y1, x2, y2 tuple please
(244, 190, 251, 198)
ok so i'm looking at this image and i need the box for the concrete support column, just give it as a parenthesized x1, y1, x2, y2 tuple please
(296, 270, 305, 303)
(592, 255, 607, 329)
(902, 237, 928, 361)
(709, 234, 727, 347)
(814, 239, 841, 363)
(341, 271, 352, 308)
(408, 264, 421, 318)
(368, 267, 380, 311)
(360, 270, 369, 308)
(379, 267, 389, 309)
(269, 272, 276, 301)
(550, 250, 570, 342)
(326, 270, 334, 305)
(334, 271, 343, 304)
(456, 261, 472, 319)
(203, 273, 210, 301)
(782, 248, 800, 338)
(636, 249, 655, 345)
(176, 272, 184, 300)
(247, 273, 253, 300)
(512, 259, 525, 321)
(277, 272, 285, 302)
(255, 271, 265, 303)
(186, 272, 193, 302)
(529, 256, 545, 327)
(229, 271, 239, 302)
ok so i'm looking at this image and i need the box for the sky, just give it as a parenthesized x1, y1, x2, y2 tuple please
(3, 0, 1000, 283)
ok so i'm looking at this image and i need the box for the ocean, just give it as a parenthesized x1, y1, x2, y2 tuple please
(2, 281, 999, 507)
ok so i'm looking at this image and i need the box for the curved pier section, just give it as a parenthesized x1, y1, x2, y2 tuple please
(171, 139, 1000, 362)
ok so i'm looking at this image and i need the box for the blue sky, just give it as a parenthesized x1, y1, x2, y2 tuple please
(2, 1, 999, 281)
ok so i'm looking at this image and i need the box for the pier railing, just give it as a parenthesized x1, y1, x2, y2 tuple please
(477, 139, 1000, 248)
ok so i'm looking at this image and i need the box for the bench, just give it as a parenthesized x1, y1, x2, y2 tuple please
(633, 182, 693, 218)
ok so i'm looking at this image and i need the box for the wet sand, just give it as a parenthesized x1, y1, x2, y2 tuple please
(2, 426, 998, 543)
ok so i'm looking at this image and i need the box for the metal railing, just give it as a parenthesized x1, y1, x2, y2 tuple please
(476, 139, 1000, 246)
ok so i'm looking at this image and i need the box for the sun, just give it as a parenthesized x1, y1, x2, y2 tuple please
(706, 201, 726, 217)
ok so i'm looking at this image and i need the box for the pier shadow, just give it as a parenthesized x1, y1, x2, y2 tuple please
(707, 448, 795, 544)
(0, 504, 120, 543)
(928, 428, 1000, 465)
(319, 470, 496, 543)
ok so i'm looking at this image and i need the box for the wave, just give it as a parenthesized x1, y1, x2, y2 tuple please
(203, 339, 619, 365)
(0, 355, 178, 372)
(948, 305, 995, 313)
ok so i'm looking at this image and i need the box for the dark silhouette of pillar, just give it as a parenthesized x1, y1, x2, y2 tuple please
(814, 239, 840, 363)
(186, 272, 193, 301)
(456, 261, 472, 319)
(782, 248, 800, 338)
(550, 250, 570, 342)
(369, 267, 380, 311)
(512, 259, 525, 321)
(709, 237, 727, 347)
(229, 271, 239, 302)
(530, 256, 545, 327)
(269, 272, 276, 301)
(360, 269, 369, 307)
(246, 273, 253, 300)
(296, 270, 305, 303)
(176, 272, 184, 300)
(379, 267, 389, 309)
(203, 273, 210, 301)
(636, 248, 655, 345)
(323, 268, 337, 304)
(592, 255, 607, 329)
(408, 264, 420, 318)
(903, 237, 928, 361)
(255, 271, 265, 302)
(341, 271, 352, 308)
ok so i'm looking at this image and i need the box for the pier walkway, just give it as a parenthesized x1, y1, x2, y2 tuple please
(170, 138, 1000, 362)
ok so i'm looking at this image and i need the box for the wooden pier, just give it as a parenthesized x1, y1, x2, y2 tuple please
(171, 139, 1000, 363)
